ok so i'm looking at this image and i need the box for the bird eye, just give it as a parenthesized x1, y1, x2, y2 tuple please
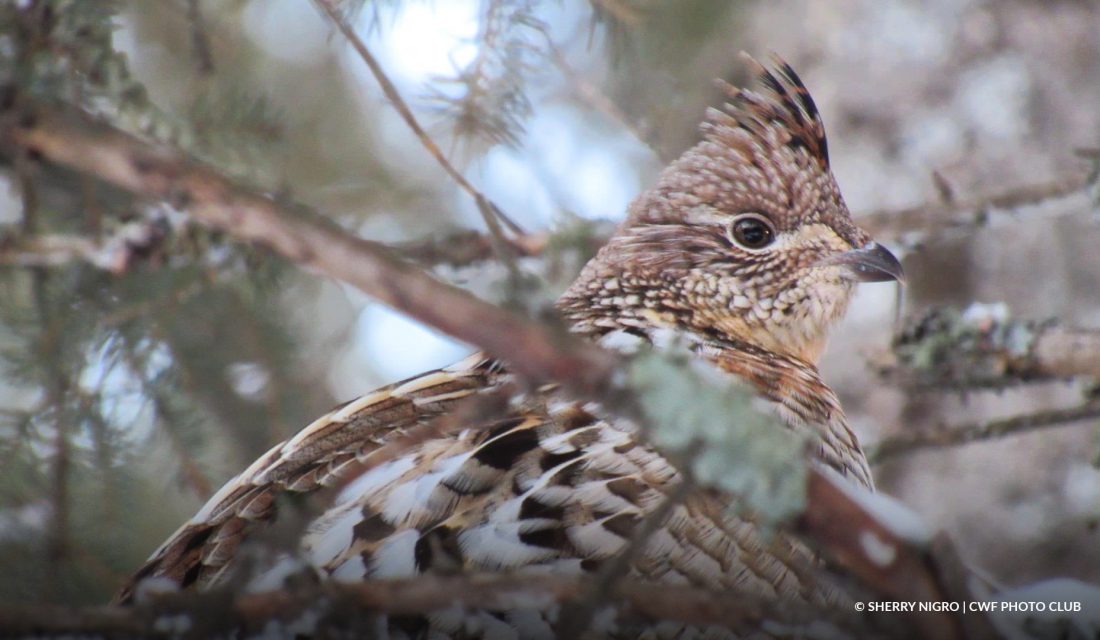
(728, 214, 776, 250)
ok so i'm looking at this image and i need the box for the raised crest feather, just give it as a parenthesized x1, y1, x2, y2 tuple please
(708, 53, 830, 168)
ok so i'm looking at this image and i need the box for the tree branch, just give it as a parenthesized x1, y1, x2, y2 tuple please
(858, 171, 1094, 244)
(396, 229, 549, 267)
(869, 401, 1100, 464)
(398, 166, 1098, 270)
(0, 216, 166, 272)
(884, 305, 1100, 389)
(0, 101, 615, 396)
(0, 573, 874, 639)
(0, 227, 549, 273)
(311, 0, 525, 259)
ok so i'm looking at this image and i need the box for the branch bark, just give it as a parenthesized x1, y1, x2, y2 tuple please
(1028, 326, 1100, 380)
(0, 574, 869, 639)
(0, 101, 616, 397)
(869, 401, 1100, 464)
(858, 171, 1093, 243)
(886, 307, 1100, 389)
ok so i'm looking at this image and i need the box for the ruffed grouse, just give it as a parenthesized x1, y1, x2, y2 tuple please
(118, 58, 904, 638)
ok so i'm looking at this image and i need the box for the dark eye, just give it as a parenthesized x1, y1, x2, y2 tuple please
(729, 214, 775, 249)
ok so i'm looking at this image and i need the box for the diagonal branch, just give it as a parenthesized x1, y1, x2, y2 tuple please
(0, 101, 613, 396)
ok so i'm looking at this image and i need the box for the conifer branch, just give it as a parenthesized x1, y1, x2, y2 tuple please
(311, 0, 526, 272)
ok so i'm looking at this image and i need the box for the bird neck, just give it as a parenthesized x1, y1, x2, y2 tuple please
(555, 284, 872, 488)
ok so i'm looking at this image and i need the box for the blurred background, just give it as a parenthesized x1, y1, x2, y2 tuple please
(0, 0, 1098, 605)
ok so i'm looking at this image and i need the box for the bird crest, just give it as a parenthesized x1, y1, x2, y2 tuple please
(705, 53, 830, 169)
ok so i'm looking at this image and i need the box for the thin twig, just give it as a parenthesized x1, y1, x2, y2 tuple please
(310, 0, 525, 265)
(545, 37, 665, 162)
(859, 171, 1093, 244)
(397, 229, 548, 267)
(185, 0, 215, 74)
(869, 401, 1100, 464)
(392, 167, 1099, 270)
(122, 343, 214, 500)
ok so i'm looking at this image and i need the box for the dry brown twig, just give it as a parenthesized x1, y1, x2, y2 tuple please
(0, 99, 996, 639)
(859, 171, 1094, 245)
(869, 401, 1100, 465)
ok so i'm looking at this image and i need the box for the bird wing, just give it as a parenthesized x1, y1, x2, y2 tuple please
(119, 350, 850, 636)
(115, 351, 501, 603)
(288, 374, 842, 638)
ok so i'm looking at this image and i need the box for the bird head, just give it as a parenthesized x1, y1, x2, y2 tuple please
(560, 56, 903, 365)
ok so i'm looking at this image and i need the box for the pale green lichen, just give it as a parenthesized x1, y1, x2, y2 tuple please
(627, 349, 807, 524)
(892, 303, 1049, 389)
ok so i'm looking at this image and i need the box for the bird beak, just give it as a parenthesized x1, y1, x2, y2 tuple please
(819, 242, 905, 284)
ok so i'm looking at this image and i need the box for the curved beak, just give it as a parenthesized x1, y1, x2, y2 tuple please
(820, 242, 905, 284)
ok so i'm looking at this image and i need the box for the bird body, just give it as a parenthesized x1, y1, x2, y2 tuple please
(119, 58, 903, 639)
